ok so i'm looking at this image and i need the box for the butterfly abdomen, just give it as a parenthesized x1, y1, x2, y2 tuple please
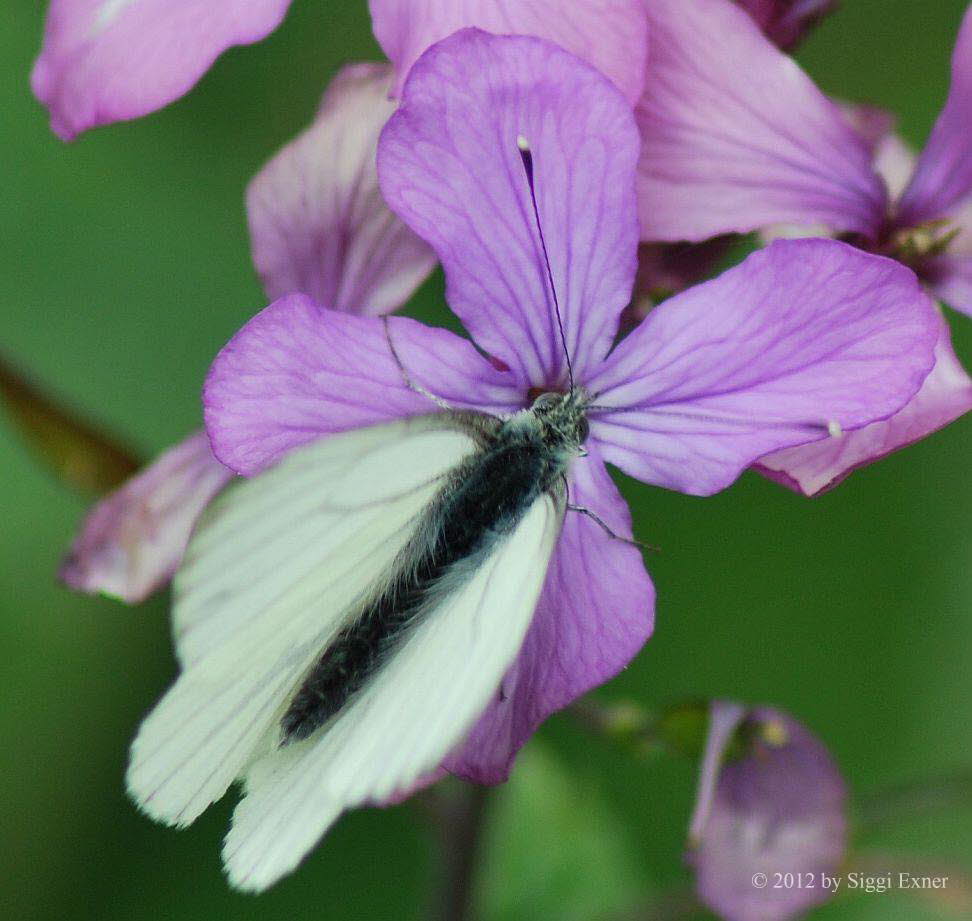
(280, 433, 558, 744)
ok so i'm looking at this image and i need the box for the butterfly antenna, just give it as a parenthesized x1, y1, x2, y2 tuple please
(382, 316, 454, 412)
(517, 135, 574, 390)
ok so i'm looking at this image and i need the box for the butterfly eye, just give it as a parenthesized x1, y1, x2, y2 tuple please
(577, 416, 590, 443)
(531, 392, 558, 414)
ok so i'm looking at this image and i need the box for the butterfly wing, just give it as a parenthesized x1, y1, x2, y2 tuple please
(126, 415, 483, 828)
(221, 489, 563, 891)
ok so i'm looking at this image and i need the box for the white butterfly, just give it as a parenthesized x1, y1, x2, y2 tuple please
(127, 392, 591, 890)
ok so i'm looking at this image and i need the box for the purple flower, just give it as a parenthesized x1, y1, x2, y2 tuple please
(636, 0, 972, 293)
(734, 0, 838, 51)
(61, 61, 434, 603)
(688, 702, 848, 921)
(32, 0, 648, 140)
(636, 0, 972, 495)
(125, 30, 938, 890)
(32, 0, 294, 141)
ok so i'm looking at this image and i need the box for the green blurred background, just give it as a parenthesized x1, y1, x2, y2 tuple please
(2, 2, 971, 919)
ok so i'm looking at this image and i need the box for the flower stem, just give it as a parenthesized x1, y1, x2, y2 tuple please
(0, 351, 141, 493)
(425, 782, 491, 921)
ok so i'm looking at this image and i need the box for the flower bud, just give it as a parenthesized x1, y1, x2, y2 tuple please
(687, 701, 848, 921)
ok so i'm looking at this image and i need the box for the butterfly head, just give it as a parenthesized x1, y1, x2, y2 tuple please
(529, 388, 590, 458)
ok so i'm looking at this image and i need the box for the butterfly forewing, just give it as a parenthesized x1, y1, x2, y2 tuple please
(127, 416, 483, 828)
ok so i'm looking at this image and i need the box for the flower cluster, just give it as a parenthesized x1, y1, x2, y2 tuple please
(36, 0, 972, 915)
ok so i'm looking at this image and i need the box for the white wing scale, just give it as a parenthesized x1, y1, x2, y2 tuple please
(127, 418, 480, 828)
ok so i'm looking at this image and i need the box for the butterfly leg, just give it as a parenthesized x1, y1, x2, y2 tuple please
(383, 317, 454, 412)
(565, 503, 657, 552)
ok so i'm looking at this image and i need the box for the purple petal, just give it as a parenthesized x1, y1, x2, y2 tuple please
(896, 6, 972, 226)
(31, 0, 292, 141)
(377, 29, 641, 388)
(246, 63, 436, 313)
(204, 293, 522, 475)
(369, 0, 648, 105)
(927, 254, 972, 317)
(873, 132, 918, 204)
(586, 239, 940, 496)
(922, 194, 972, 315)
(59, 430, 232, 602)
(942, 192, 972, 257)
(735, 0, 838, 51)
(837, 102, 897, 157)
(688, 704, 848, 921)
(636, 0, 885, 242)
(757, 319, 972, 495)
(759, 108, 910, 243)
(688, 701, 747, 844)
(444, 449, 654, 784)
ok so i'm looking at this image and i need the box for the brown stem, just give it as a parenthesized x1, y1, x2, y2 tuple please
(427, 783, 491, 921)
(0, 352, 142, 493)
